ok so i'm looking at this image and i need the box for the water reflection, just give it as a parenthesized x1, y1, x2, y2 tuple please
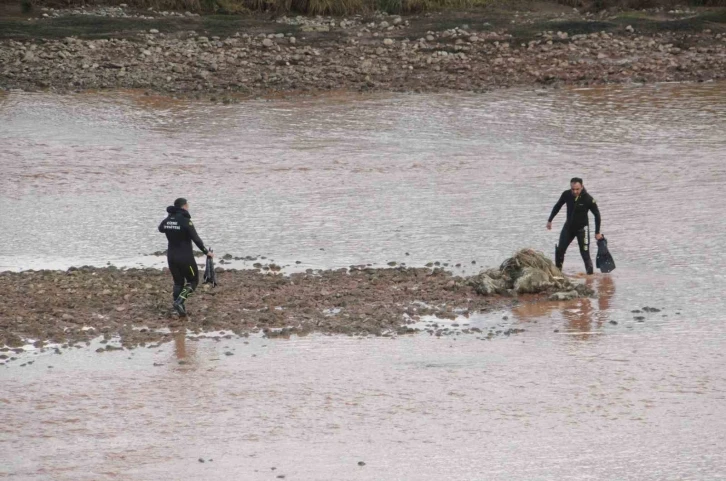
(172, 331, 197, 366)
(513, 275, 615, 340)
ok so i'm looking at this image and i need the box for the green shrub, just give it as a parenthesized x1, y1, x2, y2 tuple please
(21, 0, 35, 13)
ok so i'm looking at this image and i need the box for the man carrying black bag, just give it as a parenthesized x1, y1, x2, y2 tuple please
(158, 198, 214, 316)
(547, 177, 603, 275)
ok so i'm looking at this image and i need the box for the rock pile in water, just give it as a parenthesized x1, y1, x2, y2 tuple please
(469, 248, 593, 299)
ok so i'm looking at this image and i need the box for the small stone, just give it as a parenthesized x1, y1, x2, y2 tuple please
(198, 458, 205, 463)
(549, 290, 579, 301)
(383, 38, 394, 46)
(262, 38, 274, 48)
(149, 29, 159, 34)
(358, 461, 366, 466)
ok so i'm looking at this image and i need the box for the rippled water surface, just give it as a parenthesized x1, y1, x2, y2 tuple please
(2, 83, 726, 480)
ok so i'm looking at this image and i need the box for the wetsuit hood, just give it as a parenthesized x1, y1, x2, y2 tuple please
(166, 206, 191, 218)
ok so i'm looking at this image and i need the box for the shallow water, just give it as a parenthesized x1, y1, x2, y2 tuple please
(2, 83, 726, 480)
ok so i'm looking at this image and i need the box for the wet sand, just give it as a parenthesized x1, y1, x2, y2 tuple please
(0, 265, 528, 350)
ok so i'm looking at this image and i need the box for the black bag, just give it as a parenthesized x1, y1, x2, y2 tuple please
(203, 248, 217, 287)
(596, 237, 616, 273)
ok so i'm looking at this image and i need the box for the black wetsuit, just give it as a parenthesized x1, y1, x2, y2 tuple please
(158, 206, 208, 300)
(548, 189, 601, 274)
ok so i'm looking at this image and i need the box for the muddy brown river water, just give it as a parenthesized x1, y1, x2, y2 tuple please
(2, 83, 726, 480)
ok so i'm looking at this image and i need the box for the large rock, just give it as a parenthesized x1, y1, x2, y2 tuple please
(471, 248, 588, 297)
(499, 248, 561, 286)
(469, 273, 506, 296)
(549, 290, 580, 301)
(514, 267, 554, 294)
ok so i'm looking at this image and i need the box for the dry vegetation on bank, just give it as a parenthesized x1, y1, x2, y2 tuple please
(6, 0, 726, 16)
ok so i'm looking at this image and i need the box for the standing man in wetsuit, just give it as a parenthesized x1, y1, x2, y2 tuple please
(547, 178, 603, 274)
(158, 198, 213, 316)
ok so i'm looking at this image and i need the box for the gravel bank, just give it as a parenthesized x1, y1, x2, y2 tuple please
(2, 8, 725, 96)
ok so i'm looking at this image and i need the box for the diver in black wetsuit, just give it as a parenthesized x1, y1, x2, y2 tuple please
(158, 198, 213, 316)
(547, 178, 603, 275)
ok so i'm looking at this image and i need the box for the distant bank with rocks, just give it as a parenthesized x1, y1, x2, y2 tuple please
(1, 8, 725, 96)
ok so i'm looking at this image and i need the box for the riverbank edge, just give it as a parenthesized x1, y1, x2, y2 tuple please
(1, 264, 573, 353)
(1, 4, 725, 97)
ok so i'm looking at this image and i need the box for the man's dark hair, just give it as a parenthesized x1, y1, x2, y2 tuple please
(174, 197, 188, 208)
(570, 177, 584, 185)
